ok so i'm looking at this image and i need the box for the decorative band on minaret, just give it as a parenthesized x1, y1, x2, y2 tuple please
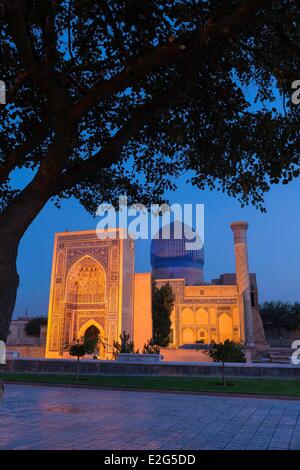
(230, 221, 255, 348)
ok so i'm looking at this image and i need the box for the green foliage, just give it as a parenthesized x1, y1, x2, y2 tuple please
(69, 335, 98, 359)
(152, 282, 175, 347)
(83, 336, 99, 356)
(68, 335, 99, 383)
(69, 339, 87, 360)
(206, 340, 246, 386)
(260, 302, 300, 335)
(25, 317, 47, 337)
(113, 331, 138, 358)
(142, 339, 160, 355)
(1, 1, 300, 217)
(207, 340, 246, 364)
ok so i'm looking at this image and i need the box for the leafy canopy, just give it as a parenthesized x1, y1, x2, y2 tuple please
(260, 301, 300, 332)
(1, 0, 300, 221)
(69, 335, 98, 359)
(25, 316, 47, 336)
(207, 340, 246, 363)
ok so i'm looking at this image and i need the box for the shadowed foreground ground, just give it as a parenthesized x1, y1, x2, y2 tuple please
(1, 383, 300, 450)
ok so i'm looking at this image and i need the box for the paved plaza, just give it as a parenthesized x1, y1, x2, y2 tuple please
(1, 383, 300, 450)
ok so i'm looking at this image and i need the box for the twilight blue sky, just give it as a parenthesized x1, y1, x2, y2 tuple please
(14, 174, 300, 318)
(11, 80, 300, 318)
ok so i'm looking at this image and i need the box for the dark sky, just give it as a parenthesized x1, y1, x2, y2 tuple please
(13, 173, 300, 318)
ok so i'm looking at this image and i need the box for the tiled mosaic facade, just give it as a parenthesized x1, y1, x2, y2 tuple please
(45, 222, 266, 360)
(45, 230, 134, 359)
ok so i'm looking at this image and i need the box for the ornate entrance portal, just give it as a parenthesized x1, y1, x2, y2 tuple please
(46, 229, 135, 359)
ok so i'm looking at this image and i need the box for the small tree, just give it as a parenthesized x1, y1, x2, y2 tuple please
(207, 340, 246, 386)
(69, 336, 98, 384)
(142, 339, 160, 355)
(25, 317, 47, 337)
(152, 282, 175, 347)
(113, 331, 138, 359)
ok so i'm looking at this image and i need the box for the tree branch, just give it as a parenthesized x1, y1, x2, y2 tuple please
(4, 0, 72, 115)
(4, 0, 37, 69)
(70, 0, 272, 121)
(55, 83, 184, 192)
(0, 114, 52, 185)
(6, 73, 29, 102)
(0, 132, 73, 238)
(101, 1, 129, 62)
(41, 3, 58, 70)
(67, 0, 76, 63)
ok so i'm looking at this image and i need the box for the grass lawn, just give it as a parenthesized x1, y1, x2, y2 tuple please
(1, 372, 300, 396)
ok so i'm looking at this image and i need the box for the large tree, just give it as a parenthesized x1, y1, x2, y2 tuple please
(0, 0, 299, 341)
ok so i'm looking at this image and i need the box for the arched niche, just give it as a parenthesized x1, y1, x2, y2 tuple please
(195, 308, 209, 325)
(77, 319, 105, 358)
(78, 319, 104, 339)
(66, 256, 106, 304)
(181, 307, 194, 325)
(196, 328, 208, 343)
(182, 327, 194, 344)
(218, 313, 233, 343)
(110, 246, 119, 272)
(84, 325, 100, 342)
(109, 285, 118, 312)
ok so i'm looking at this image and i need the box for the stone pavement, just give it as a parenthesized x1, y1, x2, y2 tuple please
(1, 384, 300, 450)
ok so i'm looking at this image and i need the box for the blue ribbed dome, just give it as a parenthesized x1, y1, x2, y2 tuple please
(151, 221, 204, 285)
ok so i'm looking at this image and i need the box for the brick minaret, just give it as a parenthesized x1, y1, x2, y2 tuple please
(230, 221, 255, 348)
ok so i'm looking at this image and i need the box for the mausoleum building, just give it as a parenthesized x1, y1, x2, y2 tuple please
(45, 222, 266, 359)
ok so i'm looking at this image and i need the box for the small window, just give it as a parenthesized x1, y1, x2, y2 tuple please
(251, 292, 255, 307)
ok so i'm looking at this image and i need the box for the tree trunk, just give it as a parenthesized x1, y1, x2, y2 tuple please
(0, 188, 50, 341)
(0, 127, 75, 342)
(75, 357, 80, 384)
(0, 237, 20, 342)
(222, 361, 226, 387)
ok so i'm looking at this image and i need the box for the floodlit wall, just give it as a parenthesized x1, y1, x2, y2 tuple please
(133, 273, 153, 351)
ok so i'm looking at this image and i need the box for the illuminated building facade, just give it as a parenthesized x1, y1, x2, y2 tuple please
(46, 222, 266, 359)
(46, 229, 137, 359)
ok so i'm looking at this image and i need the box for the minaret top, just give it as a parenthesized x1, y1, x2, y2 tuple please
(230, 221, 249, 231)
